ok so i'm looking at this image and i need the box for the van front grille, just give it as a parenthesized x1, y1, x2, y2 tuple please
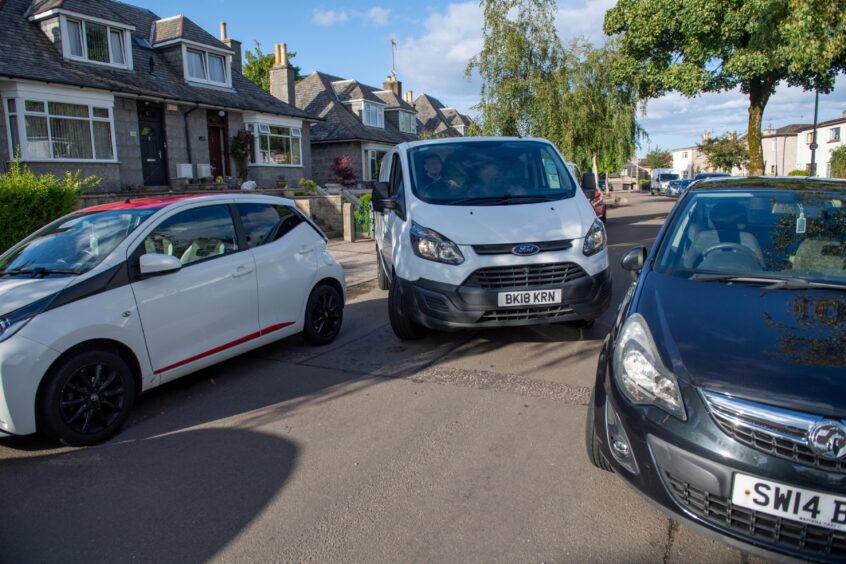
(463, 262, 587, 289)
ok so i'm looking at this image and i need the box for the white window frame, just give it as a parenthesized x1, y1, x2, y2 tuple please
(2, 93, 117, 163)
(243, 117, 303, 168)
(181, 44, 232, 88)
(360, 102, 384, 128)
(831, 127, 841, 142)
(362, 143, 392, 181)
(59, 15, 133, 70)
(398, 111, 416, 134)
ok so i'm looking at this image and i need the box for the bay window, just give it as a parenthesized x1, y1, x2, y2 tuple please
(185, 47, 230, 86)
(64, 18, 130, 68)
(399, 111, 416, 134)
(5, 97, 115, 161)
(245, 123, 302, 166)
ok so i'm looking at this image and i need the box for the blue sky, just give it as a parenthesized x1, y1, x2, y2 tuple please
(140, 0, 846, 156)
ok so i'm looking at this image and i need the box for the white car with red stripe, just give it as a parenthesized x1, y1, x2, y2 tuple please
(0, 194, 345, 445)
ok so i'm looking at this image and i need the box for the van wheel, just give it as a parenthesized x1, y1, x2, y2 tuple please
(388, 277, 427, 341)
(303, 284, 344, 346)
(585, 392, 613, 472)
(39, 348, 135, 446)
(376, 252, 389, 291)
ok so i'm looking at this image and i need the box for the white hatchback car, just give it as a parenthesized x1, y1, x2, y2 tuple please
(0, 194, 345, 445)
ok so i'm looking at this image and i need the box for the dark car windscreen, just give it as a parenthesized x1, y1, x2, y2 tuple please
(654, 189, 846, 285)
(408, 140, 577, 205)
(658, 173, 679, 182)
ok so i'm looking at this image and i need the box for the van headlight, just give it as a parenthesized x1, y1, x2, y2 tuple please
(612, 314, 686, 420)
(409, 222, 464, 265)
(582, 219, 607, 257)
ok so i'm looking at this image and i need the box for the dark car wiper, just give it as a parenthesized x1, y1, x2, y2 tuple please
(1, 267, 81, 278)
(447, 194, 559, 206)
(690, 273, 846, 290)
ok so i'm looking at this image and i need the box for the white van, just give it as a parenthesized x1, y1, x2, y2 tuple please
(650, 168, 679, 195)
(372, 137, 612, 340)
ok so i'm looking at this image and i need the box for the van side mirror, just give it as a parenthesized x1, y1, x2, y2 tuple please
(140, 253, 182, 276)
(581, 172, 596, 191)
(621, 246, 647, 276)
(372, 182, 390, 212)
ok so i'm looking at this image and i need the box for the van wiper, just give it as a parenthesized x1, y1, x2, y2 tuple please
(447, 194, 558, 206)
(690, 273, 846, 290)
(1, 267, 81, 278)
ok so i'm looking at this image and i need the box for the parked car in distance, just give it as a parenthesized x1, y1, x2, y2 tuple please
(586, 176, 846, 562)
(667, 178, 693, 197)
(567, 163, 608, 223)
(0, 194, 345, 445)
(650, 170, 679, 195)
(373, 137, 612, 340)
(694, 172, 731, 181)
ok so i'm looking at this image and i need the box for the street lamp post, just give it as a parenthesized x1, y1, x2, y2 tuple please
(810, 87, 820, 176)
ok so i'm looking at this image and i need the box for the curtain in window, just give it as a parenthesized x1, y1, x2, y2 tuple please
(109, 30, 125, 65)
(25, 116, 50, 158)
(50, 117, 93, 159)
(67, 20, 84, 57)
(85, 22, 110, 63)
(208, 54, 226, 83)
(290, 138, 301, 165)
(48, 101, 89, 118)
(187, 50, 206, 80)
(268, 136, 291, 164)
(92, 121, 114, 160)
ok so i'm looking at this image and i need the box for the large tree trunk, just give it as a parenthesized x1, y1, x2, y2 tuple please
(592, 152, 600, 192)
(747, 80, 771, 176)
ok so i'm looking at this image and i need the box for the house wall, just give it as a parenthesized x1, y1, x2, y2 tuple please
(311, 141, 362, 186)
(39, 17, 62, 51)
(795, 121, 845, 176)
(113, 96, 144, 189)
(163, 105, 211, 183)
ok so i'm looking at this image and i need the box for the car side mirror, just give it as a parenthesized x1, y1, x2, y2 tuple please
(581, 172, 597, 191)
(372, 182, 390, 212)
(620, 246, 647, 276)
(140, 253, 182, 276)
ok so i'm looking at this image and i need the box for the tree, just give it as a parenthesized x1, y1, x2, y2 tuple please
(641, 149, 672, 170)
(604, 0, 846, 176)
(243, 42, 303, 92)
(330, 155, 357, 185)
(831, 146, 846, 179)
(465, 0, 567, 144)
(699, 133, 748, 173)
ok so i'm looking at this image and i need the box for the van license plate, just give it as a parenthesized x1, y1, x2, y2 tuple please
(732, 473, 846, 531)
(497, 289, 562, 307)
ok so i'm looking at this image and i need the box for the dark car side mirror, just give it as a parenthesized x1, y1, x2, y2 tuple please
(371, 182, 390, 212)
(581, 172, 597, 191)
(621, 246, 648, 277)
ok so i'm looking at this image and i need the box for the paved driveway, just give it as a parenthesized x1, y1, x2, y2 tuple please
(0, 192, 769, 563)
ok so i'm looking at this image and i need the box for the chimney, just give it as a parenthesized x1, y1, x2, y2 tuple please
(382, 74, 402, 99)
(404, 90, 414, 105)
(219, 21, 242, 74)
(269, 43, 296, 107)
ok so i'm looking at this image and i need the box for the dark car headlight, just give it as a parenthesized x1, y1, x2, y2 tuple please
(582, 219, 607, 257)
(612, 314, 686, 420)
(409, 222, 464, 265)
(0, 295, 53, 344)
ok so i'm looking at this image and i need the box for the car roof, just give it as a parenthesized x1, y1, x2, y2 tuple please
(81, 193, 290, 213)
(689, 176, 846, 192)
(399, 136, 554, 150)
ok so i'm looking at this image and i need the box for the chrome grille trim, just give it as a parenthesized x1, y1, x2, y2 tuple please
(701, 391, 846, 473)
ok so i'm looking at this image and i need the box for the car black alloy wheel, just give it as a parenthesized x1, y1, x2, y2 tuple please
(303, 284, 344, 345)
(60, 362, 127, 435)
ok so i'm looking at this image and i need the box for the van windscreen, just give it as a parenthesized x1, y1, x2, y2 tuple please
(408, 140, 577, 205)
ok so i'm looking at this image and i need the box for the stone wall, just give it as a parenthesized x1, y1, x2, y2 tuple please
(114, 96, 144, 189)
(292, 194, 344, 232)
(311, 141, 362, 186)
(164, 105, 211, 184)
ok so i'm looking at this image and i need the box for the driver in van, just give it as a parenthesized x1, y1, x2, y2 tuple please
(422, 154, 460, 190)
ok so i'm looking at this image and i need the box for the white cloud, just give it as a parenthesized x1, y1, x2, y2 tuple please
(312, 9, 348, 26)
(555, 0, 615, 45)
(362, 7, 391, 26)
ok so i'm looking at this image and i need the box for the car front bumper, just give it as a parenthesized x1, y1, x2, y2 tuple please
(0, 334, 60, 436)
(397, 267, 611, 330)
(591, 347, 846, 563)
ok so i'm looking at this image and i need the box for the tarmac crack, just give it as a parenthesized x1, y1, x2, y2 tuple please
(662, 519, 679, 564)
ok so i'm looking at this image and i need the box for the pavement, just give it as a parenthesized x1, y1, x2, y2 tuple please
(0, 192, 771, 563)
(328, 239, 377, 288)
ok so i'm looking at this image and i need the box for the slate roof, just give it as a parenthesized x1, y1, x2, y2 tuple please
(3, 0, 316, 120)
(795, 115, 846, 132)
(151, 16, 228, 51)
(763, 123, 814, 137)
(374, 90, 414, 112)
(442, 107, 471, 127)
(296, 71, 416, 145)
(413, 94, 462, 137)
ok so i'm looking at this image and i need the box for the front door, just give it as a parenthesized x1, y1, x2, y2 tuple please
(138, 102, 168, 186)
(207, 111, 230, 179)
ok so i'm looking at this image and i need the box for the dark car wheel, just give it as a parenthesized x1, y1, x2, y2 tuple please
(303, 284, 344, 345)
(39, 348, 135, 446)
(585, 392, 613, 472)
(376, 252, 389, 291)
(388, 277, 427, 341)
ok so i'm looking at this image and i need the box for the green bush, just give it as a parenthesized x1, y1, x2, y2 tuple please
(0, 159, 100, 253)
(639, 178, 651, 190)
(298, 177, 319, 193)
(787, 169, 809, 176)
(354, 192, 373, 238)
(830, 146, 846, 179)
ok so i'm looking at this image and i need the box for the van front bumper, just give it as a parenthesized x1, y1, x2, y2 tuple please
(396, 267, 611, 330)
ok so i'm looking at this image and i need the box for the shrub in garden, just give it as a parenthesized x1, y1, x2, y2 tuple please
(331, 155, 357, 185)
(639, 178, 651, 190)
(0, 159, 100, 252)
(787, 169, 809, 176)
(354, 192, 373, 237)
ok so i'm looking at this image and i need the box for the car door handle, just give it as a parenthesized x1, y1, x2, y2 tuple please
(232, 266, 254, 278)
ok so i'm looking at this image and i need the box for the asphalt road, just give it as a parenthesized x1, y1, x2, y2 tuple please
(0, 192, 769, 563)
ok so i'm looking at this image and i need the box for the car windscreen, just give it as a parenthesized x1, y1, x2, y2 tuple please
(408, 140, 577, 205)
(654, 190, 846, 285)
(0, 209, 156, 277)
(658, 174, 679, 181)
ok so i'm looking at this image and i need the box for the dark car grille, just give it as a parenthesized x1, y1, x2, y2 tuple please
(665, 473, 846, 561)
(479, 304, 574, 323)
(702, 391, 846, 474)
(472, 240, 573, 256)
(422, 294, 450, 313)
(463, 262, 587, 289)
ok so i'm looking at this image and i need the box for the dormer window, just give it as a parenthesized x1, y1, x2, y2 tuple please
(351, 101, 384, 128)
(61, 17, 131, 69)
(399, 111, 416, 134)
(183, 46, 231, 87)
